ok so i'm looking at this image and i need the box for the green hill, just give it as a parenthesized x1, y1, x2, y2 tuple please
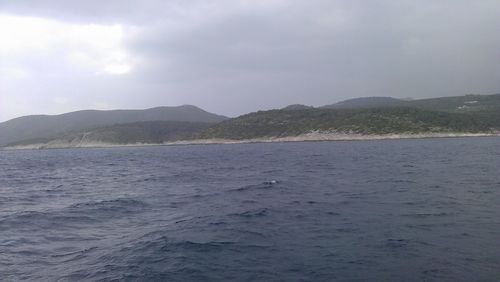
(7, 121, 212, 148)
(3, 93, 499, 148)
(0, 105, 227, 146)
(409, 94, 500, 113)
(196, 107, 495, 140)
(323, 93, 500, 114)
(322, 97, 409, 109)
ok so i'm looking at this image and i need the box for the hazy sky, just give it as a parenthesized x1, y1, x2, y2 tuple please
(1, 0, 499, 121)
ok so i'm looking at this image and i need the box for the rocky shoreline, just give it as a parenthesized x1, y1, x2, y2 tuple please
(2, 132, 497, 150)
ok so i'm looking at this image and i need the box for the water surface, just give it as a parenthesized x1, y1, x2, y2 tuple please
(1, 137, 499, 281)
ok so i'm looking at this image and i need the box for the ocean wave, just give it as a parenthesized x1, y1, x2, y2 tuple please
(401, 212, 452, 218)
(230, 180, 282, 192)
(68, 198, 148, 214)
(0, 210, 94, 230)
(229, 208, 270, 218)
(77, 234, 275, 281)
(0, 198, 148, 230)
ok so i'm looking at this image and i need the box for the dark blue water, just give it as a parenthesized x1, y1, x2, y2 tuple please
(1, 137, 499, 281)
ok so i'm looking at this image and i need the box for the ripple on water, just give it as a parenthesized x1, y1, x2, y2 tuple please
(1, 138, 499, 281)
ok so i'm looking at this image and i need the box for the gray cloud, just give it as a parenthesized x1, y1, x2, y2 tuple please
(1, 0, 499, 121)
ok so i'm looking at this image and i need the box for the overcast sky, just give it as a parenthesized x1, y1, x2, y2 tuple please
(1, 0, 499, 121)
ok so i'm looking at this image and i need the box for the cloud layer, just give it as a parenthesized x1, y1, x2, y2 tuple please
(1, 0, 499, 121)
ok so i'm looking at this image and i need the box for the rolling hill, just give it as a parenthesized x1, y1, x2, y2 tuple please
(323, 93, 500, 114)
(7, 121, 212, 149)
(322, 97, 409, 109)
(196, 107, 495, 140)
(2, 93, 499, 149)
(0, 105, 227, 146)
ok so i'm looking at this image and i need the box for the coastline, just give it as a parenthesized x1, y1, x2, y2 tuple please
(1, 132, 498, 151)
(167, 132, 498, 145)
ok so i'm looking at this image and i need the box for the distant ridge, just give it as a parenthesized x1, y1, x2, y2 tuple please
(0, 105, 227, 146)
(322, 93, 500, 113)
(8, 121, 213, 149)
(194, 93, 500, 141)
(282, 104, 314, 111)
(2, 93, 500, 149)
(322, 97, 409, 109)
(196, 107, 494, 140)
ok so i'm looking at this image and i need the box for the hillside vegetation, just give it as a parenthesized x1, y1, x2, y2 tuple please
(324, 93, 500, 114)
(197, 107, 494, 140)
(2, 94, 499, 148)
(7, 121, 212, 148)
(0, 105, 227, 146)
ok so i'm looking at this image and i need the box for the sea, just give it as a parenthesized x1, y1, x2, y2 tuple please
(1, 137, 499, 281)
